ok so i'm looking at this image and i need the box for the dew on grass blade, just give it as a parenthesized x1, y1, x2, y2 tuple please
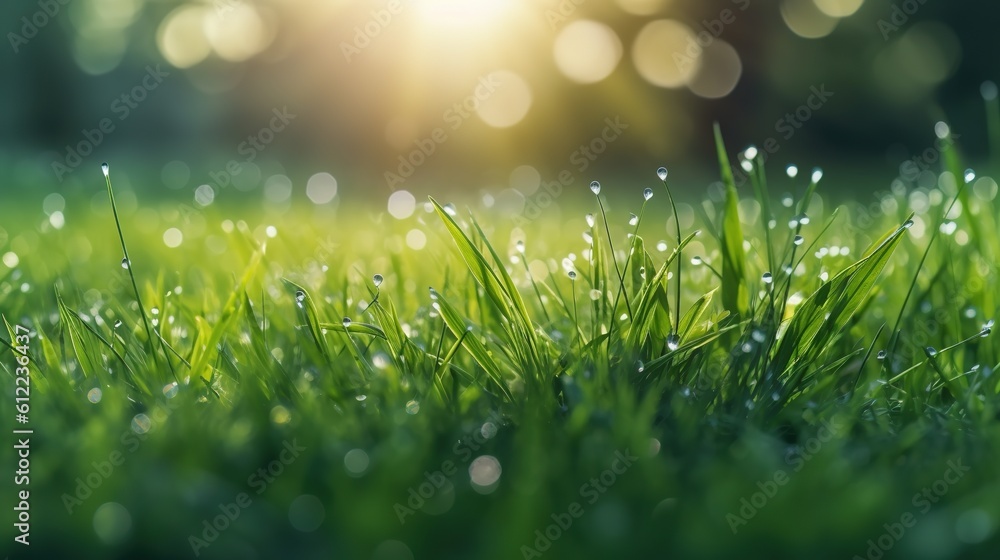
(744, 146, 758, 160)
(131, 413, 151, 434)
(405, 400, 420, 415)
(762, 272, 773, 284)
(589, 289, 602, 301)
(590, 181, 601, 194)
(568, 270, 577, 280)
(786, 165, 798, 178)
(656, 167, 668, 181)
(295, 290, 306, 303)
(342, 317, 352, 328)
(740, 159, 753, 172)
(903, 219, 914, 229)
(666, 333, 680, 351)
(925, 347, 938, 358)
(965, 169, 976, 183)
(87, 388, 102, 403)
(101, 162, 109, 176)
(877, 350, 887, 360)
(811, 168, 824, 183)
(162, 382, 178, 399)
(373, 274, 384, 287)
(355, 394, 367, 401)
(690, 256, 702, 265)
(643, 188, 654, 201)
(121, 258, 130, 270)
(515, 240, 525, 254)
(582, 231, 593, 245)
(629, 213, 639, 226)
(794, 235, 804, 246)
(114, 320, 123, 329)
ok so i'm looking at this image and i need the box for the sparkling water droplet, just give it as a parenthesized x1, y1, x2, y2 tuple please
(981, 326, 992, 338)
(515, 240, 525, 254)
(794, 235, 804, 246)
(405, 400, 420, 415)
(797, 214, 811, 225)
(585, 213, 595, 228)
(656, 167, 668, 181)
(903, 219, 914, 229)
(162, 382, 179, 399)
(342, 317, 352, 328)
(628, 213, 638, 226)
(666, 333, 680, 351)
(567, 270, 577, 280)
(965, 169, 976, 183)
(637, 360, 645, 373)
(643, 188, 654, 201)
(589, 289, 602, 301)
(744, 146, 758, 160)
(101, 162, 109, 176)
(811, 168, 824, 183)
(877, 350, 886, 360)
(355, 394, 367, 401)
(443, 203, 457, 216)
(740, 159, 753, 172)
(373, 274, 384, 287)
(786, 164, 799, 178)
(87, 388, 102, 403)
(295, 290, 306, 302)
(751, 329, 766, 343)
(639, 266, 646, 278)
(590, 181, 601, 194)
(690, 256, 703, 265)
(925, 347, 938, 358)
(114, 320, 123, 329)
(121, 258, 130, 270)
(131, 413, 151, 434)
(582, 231, 593, 245)
(940, 221, 957, 235)
(762, 272, 773, 284)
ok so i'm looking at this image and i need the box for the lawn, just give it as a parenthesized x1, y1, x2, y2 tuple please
(3, 125, 1000, 560)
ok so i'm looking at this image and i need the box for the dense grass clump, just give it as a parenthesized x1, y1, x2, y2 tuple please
(3, 123, 1000, 559)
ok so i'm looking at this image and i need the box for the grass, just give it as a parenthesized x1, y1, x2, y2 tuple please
(3, 114, 1000, 559)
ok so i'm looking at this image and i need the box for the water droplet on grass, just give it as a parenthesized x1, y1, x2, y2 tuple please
(744, 146, 758, 160)
(121, 258, 130, 270)
(515, 241, 525, 254)
(762, 272, 773, 284)
(877, 350, 886, 360)
(131, 413, 151, 434)
(590, 181, 601, 194)
(656, 167, 668, 181)
(786, 165, 798, 178)
(405, 400, 420, 414)
(101, 162, 109, 177)
(162, 382, 178, 399)
(925, 347, 938, 358)
(811, 168, 824, 183)
(589, 289, 602, 301)
(114, 320, 123, 329)
(582, 231, 593, 245)
(295, 290, 306, 302)
(87, 388, 102, 403)
(794, 235, 804, 246)
(585, 213, 595, 228)
(903, 219, 914, 229)
(666, 333, 680, 351)
(355, 394, 367, 402)
(690, 256, 703, 265)
(643, 188, 654, 201)
(628, 213, 638, 226)
(342, 317, 352, 328)
(965, 169, 976, 183)
(567, 271, 577, 280)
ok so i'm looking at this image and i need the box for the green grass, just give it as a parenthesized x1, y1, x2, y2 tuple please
(3, 119, 1000, 559)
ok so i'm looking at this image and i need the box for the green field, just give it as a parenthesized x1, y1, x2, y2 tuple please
(3, 127, 1000, 560)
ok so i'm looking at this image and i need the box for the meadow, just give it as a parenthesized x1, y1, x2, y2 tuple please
(2, 124, 1000, 560)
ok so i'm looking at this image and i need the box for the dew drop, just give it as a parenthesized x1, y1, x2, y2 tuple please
(877, 350, 886, 360)
(656, 167, 668, 181)
(690, 256, 703, 265)
(589, 289, 602, 301)
(405, 400, 420, 415)
(762, 272, 773, 284)
(740, 159, 753, 172)
(355, 394, 367, 402)
(295, 290, 306, 303)
(121, 258, 130, 270)
(811, 168, 824, 183)
(965, 169, 976, 183)
(515, 240, 525, 254)
(101, 162, 109, 177)
(114, 320, 123, 329)
(666, 333, 680, 351)
(590, 181, 601, 195)
(87, 388, 102, 404)
(925, 347, 938, 358)
(342, 317, 352, 328)
(786, 165, 798, 179)
(643, 188, 654, 201)
(162, 382, 179, 399)
(751, 329, 766, 343)
(744, 146, 758, 160)
(981, 326, 992, 338)
(582, 231, 593, 245)
(131, 413, 151, 434)
(585, 213, 595, 228)
(903, 219, 914, 229)
(628, 213, 639, 226)
(793, 235, 804, 246)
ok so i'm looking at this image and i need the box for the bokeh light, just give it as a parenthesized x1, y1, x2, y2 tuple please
(553, 21, 623, 84)
(633, 20, 701, 88)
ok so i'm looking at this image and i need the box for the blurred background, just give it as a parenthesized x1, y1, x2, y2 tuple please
(0, 0, 998, 208)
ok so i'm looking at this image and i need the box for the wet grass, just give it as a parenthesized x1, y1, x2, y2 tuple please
(3, 121, 1000, 559)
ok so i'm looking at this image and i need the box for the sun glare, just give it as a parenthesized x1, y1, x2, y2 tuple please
(415, 0, 513, 29)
